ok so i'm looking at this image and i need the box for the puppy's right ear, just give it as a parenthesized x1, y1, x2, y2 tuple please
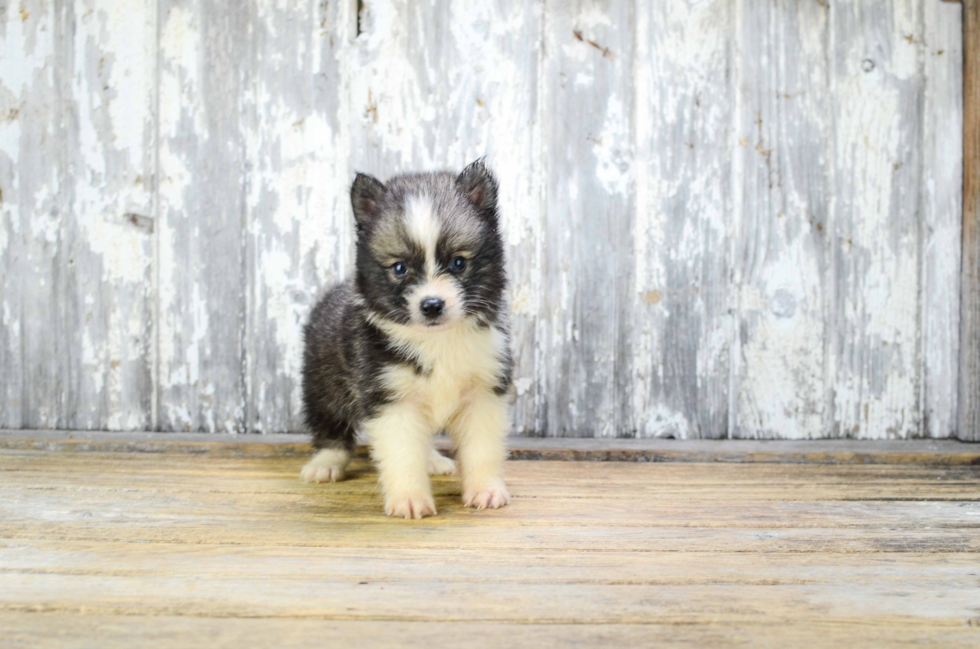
(351, 173, 386, 226)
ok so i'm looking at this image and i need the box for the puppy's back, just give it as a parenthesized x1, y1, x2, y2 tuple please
(305, 280, 355, 347)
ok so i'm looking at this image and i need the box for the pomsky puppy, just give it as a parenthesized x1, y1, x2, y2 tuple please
(300, 159, 513, 519)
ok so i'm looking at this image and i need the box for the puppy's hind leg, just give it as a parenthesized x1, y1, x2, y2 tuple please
(301, 413, 354, 483)
(300, 446, 351, 483)
(427, 444, 456, 475)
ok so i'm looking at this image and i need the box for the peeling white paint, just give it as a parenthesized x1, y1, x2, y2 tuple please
(591, 94, 632, 197)
(639, 405, 693, 439)
(514, 377, 533, 397)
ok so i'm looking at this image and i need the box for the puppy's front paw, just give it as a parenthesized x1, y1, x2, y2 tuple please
(463, 478, 510, 510)
(385, 494, 437, 519)
(427, 450, 457, 475)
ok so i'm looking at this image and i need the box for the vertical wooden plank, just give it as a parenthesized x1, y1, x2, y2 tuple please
(157, 0, 248, 432)
(349, 0, 542, 434)
(0, 1, 63, 428)
(831, 0, 924, 439)
(245, 0, 353, 433)
(493, 2, 544, 438)
(730, 1, 831, 439)
(538, 1, 634, 437)
(960, 0, 980, 441)
(63, 0, 156, 430)
(631, 2, 733, 438)
(922, 0, 962, 438)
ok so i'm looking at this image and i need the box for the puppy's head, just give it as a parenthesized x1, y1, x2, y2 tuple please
(352, 159, 506, 330)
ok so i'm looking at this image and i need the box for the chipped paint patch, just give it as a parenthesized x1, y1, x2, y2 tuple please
(591, 94, 632, 197)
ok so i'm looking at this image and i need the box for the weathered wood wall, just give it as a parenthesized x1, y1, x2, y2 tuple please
(0, 0, 966, 439)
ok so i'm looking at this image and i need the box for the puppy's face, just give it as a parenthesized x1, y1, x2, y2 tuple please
(352, 161, 506, 330)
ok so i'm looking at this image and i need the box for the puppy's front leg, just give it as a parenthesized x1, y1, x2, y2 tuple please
(448, 391, 510, 510)
(364, 403, 437, 519)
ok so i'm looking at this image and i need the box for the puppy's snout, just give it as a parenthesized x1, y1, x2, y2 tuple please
(420, 297, 445, 319)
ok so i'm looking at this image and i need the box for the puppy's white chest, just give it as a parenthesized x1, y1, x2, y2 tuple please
(414, 359, 477, 426)
(384, 324, 504, 427)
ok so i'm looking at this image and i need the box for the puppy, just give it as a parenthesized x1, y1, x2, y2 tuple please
(300, 159, 513, 519)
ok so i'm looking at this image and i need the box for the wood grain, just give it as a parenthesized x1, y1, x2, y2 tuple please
(632, 1, 732, 439)
(731, 0, 830, 439)
(0, 2, 63, 429)
(64, 1, 156, 431)
(540, 1, 635, 438)
(960, 0, 980, 440)
(832, 0, 927, 439)
(5, 615, 980, 649)
(156, 0, 248, 432)
(925, 0, 964, 438)
(3, 614, 978, 649)
(0, 2, 156, 431)
(1, 447, 978, 646)
(244, 0, 353, 433)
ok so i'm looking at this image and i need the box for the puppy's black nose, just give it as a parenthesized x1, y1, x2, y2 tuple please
(420, 297, 445, 319)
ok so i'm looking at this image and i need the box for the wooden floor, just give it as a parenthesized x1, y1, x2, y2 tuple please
(2, 443, 980, 647)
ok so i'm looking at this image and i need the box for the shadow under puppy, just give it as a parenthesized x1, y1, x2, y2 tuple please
(300, 160, 513, 519)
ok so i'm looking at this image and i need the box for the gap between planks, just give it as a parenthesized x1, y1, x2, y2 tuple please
(1, 430, 979, 465)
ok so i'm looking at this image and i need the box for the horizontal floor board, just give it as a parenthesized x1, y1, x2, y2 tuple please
(2, 486, 979, 528)
(2, 574, 978, 625)
(2, 543, 977, 585)
(3, 522, 978, 553)
(1, 613, 977, 649)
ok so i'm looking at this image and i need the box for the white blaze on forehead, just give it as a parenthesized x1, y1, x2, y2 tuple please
(405, 194, 440, 277)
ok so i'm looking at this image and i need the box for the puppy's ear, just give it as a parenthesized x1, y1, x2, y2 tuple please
(456, 158, 498, 217)
(351, 173, 387, 226)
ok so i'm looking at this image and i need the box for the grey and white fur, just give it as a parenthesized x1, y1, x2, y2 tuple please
(300, 159, 513, 519)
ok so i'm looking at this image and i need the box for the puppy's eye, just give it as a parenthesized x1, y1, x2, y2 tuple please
(449, 256, 467, 273)
(391, 262, 408, 278)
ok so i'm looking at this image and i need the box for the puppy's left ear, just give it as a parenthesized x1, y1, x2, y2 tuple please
(456, 158, 498, 218)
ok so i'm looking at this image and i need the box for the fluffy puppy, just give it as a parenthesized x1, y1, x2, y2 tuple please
(300, 160, 513, 519)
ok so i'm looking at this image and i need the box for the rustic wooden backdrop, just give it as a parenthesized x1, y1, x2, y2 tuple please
(0, 0, 967, 439)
